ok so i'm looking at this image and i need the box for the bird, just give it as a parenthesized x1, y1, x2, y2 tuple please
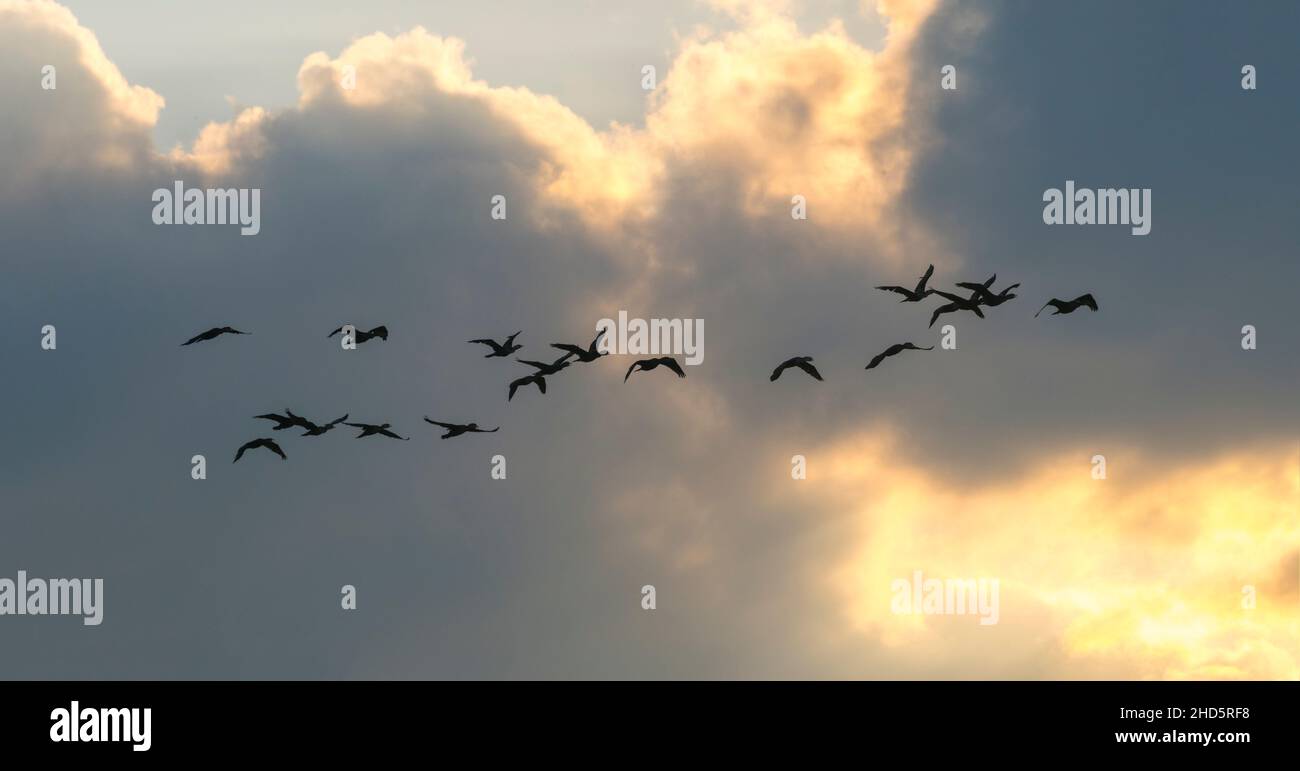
(423, 418, 500, 439)
(469, 331, 523, 358)
(508, 373, 547, 401)
(928, 283, 990, 328)
(295, 412, 349, 437)
(625, 357, 686, 382)
(865, 342, 933, 371)
(551, 330, 607, 363)
(254, 411, 313, 431)
(1036, 293, 1098, 317)
(182, 327, 248, 346)
(770, 356, 823, 382)
(343, 421, 409, 440)
(876, 264, 936, 302)
(327, 325, 388, 344)
(956, 280, 1020, 307)
(517, 353, 574, 377)
(233, 437, 286, 462)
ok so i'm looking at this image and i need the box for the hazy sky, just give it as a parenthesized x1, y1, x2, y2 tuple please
(1, 0, 1296, 679)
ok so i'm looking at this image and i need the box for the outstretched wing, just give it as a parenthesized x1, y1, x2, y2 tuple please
(865, 350, 889, 370)
(367, 325, 389, 340)
(1075, 293, 1098, 311)
(379, 429, 409, 440)
(932, 290, 967, 303)
(327, 326, 344, 338)
(424, 418, 457, 429)
(875, 285, 908, 296)
(535, 375, 547, 394)
(182, 329, 213, 346)
(551, 343, 584, 356)
(916, 263, 935, 290)
(769, 361, 791, 381)
(468, 338, 497, 346)
(1034, 299, 1059, 318)
(624, 362, 640, 382)
(267, 440, 287, 459)
(796, 359, 824, 381)
(517, 359, 550, 370)
(328, 414, 348, 426)
(661, 358, 686, 378)
(929, 304, 952, 328)
(233, 442, 252, 462)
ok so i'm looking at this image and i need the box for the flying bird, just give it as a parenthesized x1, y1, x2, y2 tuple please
(876, 264, 936, 302)
(517, 353, 574, 376)
(182, 327, 248, 346)
(865, 342, 934, 371)
(254, 411, 312, 431)
(770, 356, 823, 382)
(295, 412, 349, 437)
(327, 325, 388, 344)
(423, 418, 500, 439)
(469, 331, 523, 358)
(344, 421, 409, 440)
(1036, 293, 1098, 318)
(233, 437, 286, 463)
(928, 284, 990, 328)
(624, 357, 686, 382)
(508, 372, 547, 401)
(957, 280, 1020, 307)
(551, 330, 607, 363)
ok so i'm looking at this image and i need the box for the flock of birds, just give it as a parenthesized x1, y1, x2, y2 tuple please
(184, 267, 1096, 463)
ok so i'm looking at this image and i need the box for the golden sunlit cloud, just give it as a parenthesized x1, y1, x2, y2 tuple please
(811, 431, 1298, 679)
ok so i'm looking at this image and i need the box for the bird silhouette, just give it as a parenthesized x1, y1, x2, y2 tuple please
(865, 342, 933, 371)
(876, 264, 936, 302)
(551, 330, 607, 363)
(508, 372, 547, 401)
(928, 278, 992, 328)
(233, 437, 286, 462)
(343, 421, 409, 440)
(517, 352, 574, 376)
(956, 280, 1020, 307)
(423, 418, 500, 439)
(469, 331, 523, 358)
(1036, 293, 1098, 317)
(327, 325, 388, 344)
(625, 357, 686, 382)
(294, 412, 349, 437)
(770, 356, 823, 382)
(254, 411, 313, 431)
(182, 327, 248, 346)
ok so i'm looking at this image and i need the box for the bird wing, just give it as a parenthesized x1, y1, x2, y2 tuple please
(1076, 293, 1098, 311)
(662, 358, 686, 378)
(267, 441, 287, 459)
(551, 343, 584, 356)
(424, 418, 457, 429)
(796, 360, 824, 381)
(508, 380, 520, 400)
(917, 263, 935, 289)
(865, 350, 888, 370)
(233, 443, 251, 462)
(505, 331, 522, 343)
(769, 361, 790, 381)
(536, 375, 547, 394)
(368, 325, 389, 340)
(517, 359, 549, 370)
(327, 327, 343, 338)
(379, 429, 408, 440)
(468, 338, 497, 346)
(624, 362, 639, 382)
(343, 422, 368, 428)
(1034, 300, 1057, 318)
(875, 285, 908, 296)
(182, 330, 212, 346)
(329, 414, 348, 426)
(971, 305, 985, 318)
(932, 290, 966, 303)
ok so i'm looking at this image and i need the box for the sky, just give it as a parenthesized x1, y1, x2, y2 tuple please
(0, 0, 1296, 679)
